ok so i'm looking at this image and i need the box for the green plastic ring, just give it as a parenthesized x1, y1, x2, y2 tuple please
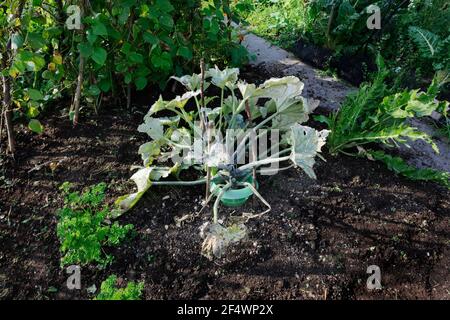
(210, 175, 258, 207)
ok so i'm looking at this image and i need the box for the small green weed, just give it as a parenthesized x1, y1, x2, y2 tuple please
(57, 182, 133, 267)
(94, 275, 144, 300)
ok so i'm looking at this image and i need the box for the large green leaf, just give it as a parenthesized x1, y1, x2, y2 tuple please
(28, 119, 44, 134)
(207, 66, 239, 89)
(170, 73, 203, 91)
(11, 33, 23, 50)
(15, 51, 45, 72)
(27, 32, 46, 50)
(137, 117, 164, 140)
(129, 52, 144, 64)
(134, 77, 148, 90)
(289, 125, 329, 179)
(151, 52, 172, 70)
(159, 14, 174, 29)
(92, 47, 107, 66)
(138, 141, 161, 166)
(255, 76, 305, 111)
(409, 26, 441, 58)
(92, 21, 108, 36)
(177, 46, 192, 60)
(272, 98, 320, 129)
(111, 165, 177, 218)
(27, 88, 43, 101)
(143, 32, 159, 45)
(78, 42, 93, 57)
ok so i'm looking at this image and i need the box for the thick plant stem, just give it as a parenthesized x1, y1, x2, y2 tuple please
(56, 0, 64, 23)
(245, 100, 257, 187)
(238, 154, 291, 172)
(2, 41, 15, 154)
(151, 178, 207, 186)
(243, 182, 271, 216)
(200, 59, 211, 201)
(72, 2, 85, 126)
(200, 58, 207, 129)
(224, 0, 232, 42)
(2, 80, 15, 155)
(232, 110, 279, 161)
(0, 105, 4, 153)
(205, 122, 213, 202)
(213, 182, 232, 224)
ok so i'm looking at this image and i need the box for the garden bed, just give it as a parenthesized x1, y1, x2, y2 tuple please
(292, 38, 376, 86)
(1, 70, 449, 299)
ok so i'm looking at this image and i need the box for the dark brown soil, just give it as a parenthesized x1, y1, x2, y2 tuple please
(1, 88, 449, 300)
(292, 39, 376, 86)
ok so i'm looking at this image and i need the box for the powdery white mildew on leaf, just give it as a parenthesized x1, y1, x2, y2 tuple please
(171, 73, 203, 91)
(289, 124, 330, 179)
(138, 117, 164, 140)
(200, 222, 247, 260)
(255, 76, 305, 112)
(272, 97, 320, 129)
(207, 66, 240, 89)
(111, 166, 178, 218)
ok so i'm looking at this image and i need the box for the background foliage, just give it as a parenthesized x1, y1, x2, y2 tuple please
(234, 0, 449, 88)
(0, 0, 248, 152)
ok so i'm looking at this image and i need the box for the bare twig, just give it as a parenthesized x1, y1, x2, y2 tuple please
(1, 0, 26, 155)
(126, 83, 131, 110)
(72, 55, 84, 126)
(0, 103, 4, 153)
(72, 1, 85, 126)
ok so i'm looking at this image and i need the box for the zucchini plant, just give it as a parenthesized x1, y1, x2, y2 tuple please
(113, 66, 329, 258)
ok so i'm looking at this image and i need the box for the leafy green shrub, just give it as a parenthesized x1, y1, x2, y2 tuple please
(235, 0, 450, 87)
(94, 275, 144, 300)
(233, 0, 312, 48)
(1, 1, 65, 137)
(57, 182, 133, 267)
(1, 1, 248, 153)
(78, 0, 247, 90)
